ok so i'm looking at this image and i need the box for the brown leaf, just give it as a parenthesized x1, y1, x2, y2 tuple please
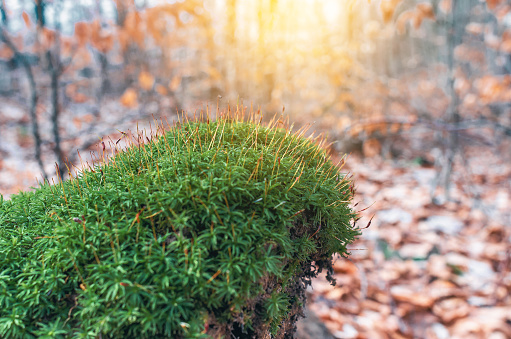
(433, 298, 471, 323)
(138, 71, 155, 91)
(390, 285, 435, 308)
(427, 279, 464, 300)
(333, 259, 358, 275)
(60, 37, 74, 58)
(74, 22, 90, 47)
(123, 11, 145, 48)
(427, 255, 452, 280)
(155, 84, 168, 96)
(439, 0, 452, 13)
(65, 84, 78, 97)
(501, 39, 511, 53)
(208, 67, 222, 81)
(90, 20, 114, 53)
(0, 45, 14, 60)
(81, 114, 95, 124)
(363, 138, 381, 158)
(72, 117, 82, 129)
(120, 88, 138, 108)
(416, 3, 435, 21)
(66, 84, 89, 104)
(41, 28, 56, 50)
(169, 75, 182, 91)
(22, 11, 32, 29)
(380, 0, 403, 24)
(71, 93, 90, 104)
(487, 0, 503, 10)
(466, 23, 484, 35)
(452, 307, 511, 337)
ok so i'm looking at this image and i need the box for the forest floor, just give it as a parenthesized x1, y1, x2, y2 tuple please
(304, 150, 511, 339)
(0, 99, 510, 339)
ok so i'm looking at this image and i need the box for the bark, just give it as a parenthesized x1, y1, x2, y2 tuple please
(93, 1, 110, 103)
(99, 52, 110, 97)
(0, 0, 7, 26)
(48, 50, 64, 180)
(35, 0, 45, 28)
(47, 0, 65, 180)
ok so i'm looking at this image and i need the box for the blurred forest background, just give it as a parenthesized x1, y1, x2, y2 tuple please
(1, 0, 510, 338)
(0, 0, 510, 192)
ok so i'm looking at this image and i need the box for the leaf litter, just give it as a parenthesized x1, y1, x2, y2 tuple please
(301, 152, 511, 339)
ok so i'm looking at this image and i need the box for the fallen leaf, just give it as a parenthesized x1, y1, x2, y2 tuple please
(433, 298, 471, 323)
(390, 285, 435, 308)
(120, 88, 138, 108)
(363, 138, 381, 158)
(139, 71, 155, 91)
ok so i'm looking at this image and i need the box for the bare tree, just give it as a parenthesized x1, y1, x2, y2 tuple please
(0, 26, 48, 181)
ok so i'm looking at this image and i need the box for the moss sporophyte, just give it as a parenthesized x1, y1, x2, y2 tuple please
(0, 109, 360, 338)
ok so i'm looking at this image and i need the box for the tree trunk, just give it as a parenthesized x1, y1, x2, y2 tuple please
(35, 0, 45, 28)
(47, 0, 65, 180)
(0, 0, 7, 26)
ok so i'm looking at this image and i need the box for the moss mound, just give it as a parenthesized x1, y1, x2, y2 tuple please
(0, 113, 359, 338)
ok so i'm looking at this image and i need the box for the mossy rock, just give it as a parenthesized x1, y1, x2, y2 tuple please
(0, 113, 359, 338)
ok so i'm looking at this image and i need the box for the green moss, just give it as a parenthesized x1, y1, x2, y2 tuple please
(0, 113, 359, 338)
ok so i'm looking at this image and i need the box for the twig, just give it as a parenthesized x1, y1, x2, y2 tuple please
(442, 0, 461, 201)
